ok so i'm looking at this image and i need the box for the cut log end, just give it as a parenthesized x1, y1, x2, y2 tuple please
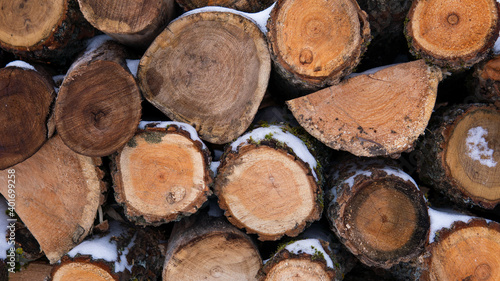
(51, 257, 117, 281)
(77, 0, 175, 47)
(423, 219, 500, 281)
(287, 60, 442, 157)
(0, 0, 65, 48)
(138, 11, 271, 144)
(443, 106, 500, 208)
(113, 126, 211, 225)
(267, 0, 370, 88)
(342, 179, 428, 267)
(261, 256, 335, 281)
(0, 66, 54, 170)
(55, 60, 142, 157)
(406, 0, 500, 69)
(215, 145, 321, 241)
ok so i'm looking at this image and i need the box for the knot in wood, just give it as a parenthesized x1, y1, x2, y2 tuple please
(447, 13, 459, 25)
(299, 49, 314, 65)
(166, 186, 186, 204)
(475, 263, 492, 280)
(210, 266, 224, 278)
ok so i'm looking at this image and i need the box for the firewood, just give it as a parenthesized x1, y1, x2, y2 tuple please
(177, 0, 274, 12)
(77, 0, 176, 48)
(405, 0, 500, 70)
(54, 38, 142, 157)
(0, 61, 56, 170)
(111, 121, 212, 226)
(258, 224, 355, 281)
(421, 210, 500, 281)
(417, 103, 500, 209)
(138, 10, 271, 144)
(0, 0, 95, 64)
(325, 158, 429, 269)
(0, 135, 106, 263)
(287, 60, 442, 157)
(214, 125, 323, 241)
(473, 55, 500, 102)
(49, 221, 164, 280)
(266, 0, 370, 96)
(163, 213, 262, 280)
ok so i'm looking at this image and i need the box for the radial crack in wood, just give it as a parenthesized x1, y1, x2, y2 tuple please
(406, 0, 500, 70)
(138, 11, 271, 144)
(287, 60, 442, 157)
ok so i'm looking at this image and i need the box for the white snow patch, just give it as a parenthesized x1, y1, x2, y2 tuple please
(0, 199, 10, 260)
(138, 121, 207, 149)
(85, 35, 114, 53)
(230, 125, 318, 180)
(52, 75, 65, 85)
(177, 4, 274, 34)
(428, 208, 481, 243)
(5, 60, 36, 71)
(210, 161, 220, 176)
(382, 167, 419, 189)
(114, 234, 136, 272)
(494, 37, 500, 54)
(465, 127, 497, 167)
(126, 59, 140, 78)
(343, 169, 372, 188)
(284, 239, 333, 268)
(347, 64, 398, 78)
(67, 221, 133, 273)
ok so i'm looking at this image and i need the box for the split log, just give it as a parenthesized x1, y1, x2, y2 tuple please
(287, 60, 442, 157)
(177, 0, 274, 12)
(473, 55, 500, 102)
(111, 121, 212, 226)
(138, 10, 271, 144)
(266, 0, 370, 96)
(214, 125, 323, 241)
(421, 210, 500, 281)
(417, 103, 500, 209)
(55, 38, 142, 157)
(50, 221, 164, 280)
(0, 61, 56, 170)
(77, 0, 176, 48)
(0, 134, 106, 263)
(325, 158, 429, 268)
(0, 0, 95, 64)
(405, 0, 500, 70)
(163, 214, 262, 280)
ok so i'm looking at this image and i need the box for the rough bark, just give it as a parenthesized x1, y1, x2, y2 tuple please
(405, 0, 500, 70)
(214, 125, 323, 241)
(0, 134, 106, 263)
(417, 103, 500, 209)
(176, 0, 274, 12)
(77, 0, 176, 48)
(473, 55, 500, 102)
(163, 214, 262, 280)
(287, 60, 442, 157)
(111, 122, 212, 226)
(266, 0, 370, 97)
(138, 11, 271, 144)
(9, 261, 53, 281)
(55, 39, 142, 157)
(326, 158, 429, 269)
(0, 0, 95, 64)
(0, 63, 56, 170)
(421, 219, 500, 281)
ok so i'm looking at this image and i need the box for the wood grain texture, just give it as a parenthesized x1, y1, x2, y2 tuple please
(287, 60, 442, 157)
(138, 11, 271, 144)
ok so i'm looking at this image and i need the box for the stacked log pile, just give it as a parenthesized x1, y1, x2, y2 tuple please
(0, 0, 499, 280)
